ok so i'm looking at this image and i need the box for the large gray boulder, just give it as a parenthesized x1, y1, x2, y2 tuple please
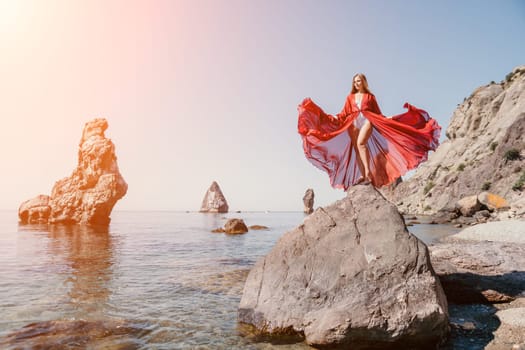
(239, 185, 449, 348)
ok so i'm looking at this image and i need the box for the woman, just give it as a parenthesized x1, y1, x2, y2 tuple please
(297, 73, 441, 189)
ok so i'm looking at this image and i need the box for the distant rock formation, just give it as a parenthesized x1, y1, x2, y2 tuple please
(239, 185, 449, 348)
(386, 65, 525, 218)
(200, 181, 229, 213)
(302, 188, 314, 214)
(18, 118, 127, 225)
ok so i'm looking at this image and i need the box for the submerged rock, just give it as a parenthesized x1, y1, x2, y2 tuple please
(248, 225, 269, 230)
(0, 319, 148, 349)
(303, 188, 314, 214)
(18, 119, 127, 225)
(239, 185, 449, 348)
(200, 181, 229, 213)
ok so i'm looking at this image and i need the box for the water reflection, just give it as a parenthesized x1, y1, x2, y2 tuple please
(48, 224, 115, 319)
(3, 212, 459, 349)
(2, 224, 129, 348)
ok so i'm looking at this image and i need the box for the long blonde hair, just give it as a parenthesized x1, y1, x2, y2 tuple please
(351, 73, 372, 94)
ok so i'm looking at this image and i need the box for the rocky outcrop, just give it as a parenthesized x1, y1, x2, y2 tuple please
(303, 188, 314, 214)
(429, 220, 525, 304)
(200, 181, 229, 213)
(386, 65, 525, 217)
(224, 218, 248, 234)
(18, 119, 127, 225)
(430, 241, 525, 304)
(18, 194, 51, 224)
(239, 185, 449, 349)
(429, 218, 525, 349)
(0, 320, 145, 349)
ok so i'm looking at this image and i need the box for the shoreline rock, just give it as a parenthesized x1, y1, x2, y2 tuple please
(450, 220, 525, 243)
(239, 185, 449, 348)
(429, 219, 525, 306)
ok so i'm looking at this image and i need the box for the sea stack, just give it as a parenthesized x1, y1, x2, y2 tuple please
(200, 181, 229, 213)
(303, 188, 314, 214)
(18, 118, 128, 225)
(239, 185, 449, 348)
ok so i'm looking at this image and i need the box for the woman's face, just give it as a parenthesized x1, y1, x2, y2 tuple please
(354, 76, 364, 92)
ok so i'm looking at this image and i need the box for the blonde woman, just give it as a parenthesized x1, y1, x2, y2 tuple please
(298, 73, 441, 189)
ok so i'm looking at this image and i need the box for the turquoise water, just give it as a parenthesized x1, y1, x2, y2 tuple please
(0, 210, 459, 349)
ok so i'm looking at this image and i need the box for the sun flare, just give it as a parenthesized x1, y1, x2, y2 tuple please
(0, 0, 23, 34)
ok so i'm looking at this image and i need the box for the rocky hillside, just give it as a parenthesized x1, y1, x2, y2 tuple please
(386, 65, 525, 215)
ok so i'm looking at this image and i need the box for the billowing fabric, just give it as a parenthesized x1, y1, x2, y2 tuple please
(297, 93, 441, 189)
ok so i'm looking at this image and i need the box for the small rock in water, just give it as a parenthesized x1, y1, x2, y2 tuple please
(224, 219, 248, 234)
(248, 225, 269, 230)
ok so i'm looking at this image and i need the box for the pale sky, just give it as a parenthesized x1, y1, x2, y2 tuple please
(1, 0, 524, 211)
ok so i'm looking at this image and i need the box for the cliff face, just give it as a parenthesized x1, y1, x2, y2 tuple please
(386, 66, 525, 215)
(19, 118, 127, 225)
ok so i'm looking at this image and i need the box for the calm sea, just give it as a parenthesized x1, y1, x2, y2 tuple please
(0, 210, 463, 349)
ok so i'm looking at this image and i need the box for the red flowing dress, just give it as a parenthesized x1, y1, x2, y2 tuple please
(297, 93, 441, 189)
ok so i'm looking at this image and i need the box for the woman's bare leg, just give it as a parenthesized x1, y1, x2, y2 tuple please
(349, 125, 365, 181)
(357, 120, 373, 181)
